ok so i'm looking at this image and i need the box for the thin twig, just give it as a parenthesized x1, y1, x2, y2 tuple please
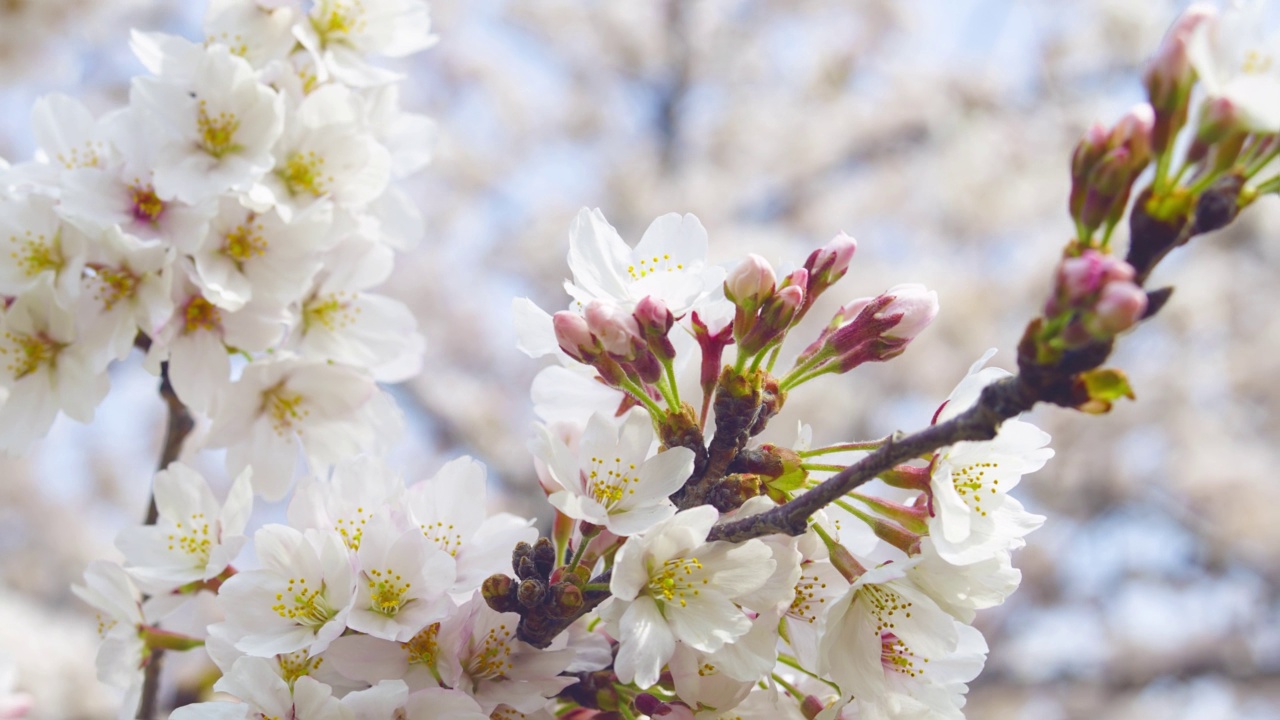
(138, 361, 194, 720)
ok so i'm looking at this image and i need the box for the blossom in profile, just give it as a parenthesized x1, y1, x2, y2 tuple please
(533, 410, 694, 536)
(928, 351, 1053, 564)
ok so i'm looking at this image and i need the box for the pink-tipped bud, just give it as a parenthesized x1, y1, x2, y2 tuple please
(1109, 103, 1155, 165)
(724, 253, 777, 307)
(739, 283, 805, 356)
(584, 301, 642, 359)
(1145, 5, 1216, 154)
(879, 283, 939, 340)
(1090, 281, 1148, 335)
(553, 311, 597, 362)
(633, 295, 677, 363)
(800, 695, 826, 720)
(1050, 250, 1137, 312)
(1196, 96, 1242, 147)
(805, 232, 857, 287)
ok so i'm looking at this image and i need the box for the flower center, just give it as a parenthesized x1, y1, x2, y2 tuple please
(1242, 48, 1274, 75)
(278, 150, 330, 197)
(402, 622, 441, 668)
(272, 576, 336, 629)
(880, 631, 926, 678)
(586, 454, 638, 509)
(313, 1, 367, 45)
(788, 569, 829, 624)
(90, 265, 140, 312)
(303, 292, 357, 333)
(366, 567, 412, 616)
(335, 506, 370, 550)
(182, 295, 222, 335)
(222, 218, 268, 266)
(950, 459, 1000, 517)
(648, 557, 706, 608)
(467, 623, 515, 680)
(277, 650, 324, 685)
(7, 228, 63, 279)
(420, 520, 464, 557)
(166, 513, 211, 563)
(197, 100, 241, 158)
(263, 385, 310, 435)
(2, 331, 62, 380)
(130, 184, 165, 223)
(860, 585, 913, 635)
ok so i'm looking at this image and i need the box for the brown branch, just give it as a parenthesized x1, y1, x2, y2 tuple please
(709, 374, 1038, 542)
(138, 361, 194, 720)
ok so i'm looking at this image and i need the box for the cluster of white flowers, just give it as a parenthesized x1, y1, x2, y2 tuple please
(498, 208, 1053, 720)
(9, 1, 1268, 719)
(0, 0, 433, 494)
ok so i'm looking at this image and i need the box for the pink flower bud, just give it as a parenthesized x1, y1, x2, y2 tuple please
(1110, 103, 1155, 164)
(880, 283, 938, 340)
(1144, 4, 1217, 106)
(1144, 4, 1216, 154)
(633, 295, 674, 335)
(724, 253, 776, 307)
(553, 311, 596, 362)
(803, 232, 856, 294)
(1092, 281, 1148, 334)
(583, 301, 641, 359)
(1053, 250, 1137, 308)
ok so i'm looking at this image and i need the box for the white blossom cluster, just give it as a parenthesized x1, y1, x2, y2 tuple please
(503, 209, 1054, 720)
(0, 0, 433, 496)
(5, 1, 1271, 719)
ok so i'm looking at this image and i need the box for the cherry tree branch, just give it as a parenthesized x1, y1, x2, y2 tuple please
(139, 360, 194, 720)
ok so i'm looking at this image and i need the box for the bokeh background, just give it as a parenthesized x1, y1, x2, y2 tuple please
(2, 1, 1280, 718)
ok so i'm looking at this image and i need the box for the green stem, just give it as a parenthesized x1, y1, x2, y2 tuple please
(582, 582, 611, 593)
(771, 673, 805, 701)
(567, 527, 600, 572)
(799, 439, 885, 457)
(779, 364, 833, 392)
(617, 378, 666, 418)
(765, 344, 783, 373)
(777, 654, 841, 692)
(661, 357, 681, 407)
(800, 462, 846, 473)
(1244, 144, 1280, 180)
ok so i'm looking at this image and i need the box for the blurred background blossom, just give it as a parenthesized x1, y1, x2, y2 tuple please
(3, 0, 1280, 717)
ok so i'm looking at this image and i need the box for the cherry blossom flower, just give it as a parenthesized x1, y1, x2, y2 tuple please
(204, 355, 399, 500)
(144, 270, 289, 414)
(405, 456, 537, 597)
(75, 226, 174, 367)
(817, 562, 987, 720)
(246, 83, 391, 220)
(347, 511, 456, 642)
(288, 238, 424, 382)
(0, 288, 109, 452)
(295, 0, 438, 86)
(190, 197, 333, 312)
(215, 525, 356, 657)
(436, 595, 575, 714)
(0, 194, 88, 305)
(928, 351, 1053, 564)
(532, 410, 694, 536)
(134, 43, 285, 202)
(601, 506, 776, 689)
(71, 562, 148, 720)
(1187, 1, 1280, 133)
(115, 463, 252, 594)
